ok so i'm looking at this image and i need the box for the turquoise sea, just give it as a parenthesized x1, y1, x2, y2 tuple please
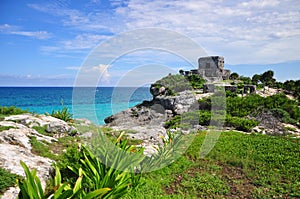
(0, 87, 152, 125)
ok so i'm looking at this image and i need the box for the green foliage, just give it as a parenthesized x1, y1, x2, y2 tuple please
(261, 70, 275, 86)
(238, 76, 252, 84)
(252, 74, 261, 85)
(59, 133, 144, 198)
(185, 74, 206, 89)
(0, 106, 28, 117)
(151, 74, 205, 96)
(0, 126, 15, 132)
(165, 110, 258, 132)
(165, 111, 212, 129)
(151, 74, 191, 95)
(229, 72, 239, 80)
(51, 107, 73, 122)
(0, 168, 19, 195)
(32, 125, 48, 136)
(125, 132, 300, 198)
(56, 143, 84, 185)
(225, 90, 238, 98)
(17, 161, 44, 199)
(227, 94, 300, 123)
(170, 93, 299, 132)
(283, 80, 300, 103)
(29, 137, 57, 160)
(226, 116, 259, 132)
(271, 108, 297, 125)
(18, 161, 111, 199)
(142, 131, 190, 172)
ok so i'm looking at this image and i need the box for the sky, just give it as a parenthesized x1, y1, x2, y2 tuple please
(0, 0, 299, 86)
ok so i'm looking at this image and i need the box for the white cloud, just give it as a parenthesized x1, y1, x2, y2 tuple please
(91, 64, 110, 83)
(10, 31, 52, 39)
(41, 33, 110, 54)
(114, 0, 300, 64)
(28, 3, 117, 33)
(0, 24, 52, 39)
(65, 66, 80, 70)
(28, 0, 300, 65)
(75, 64, 111, 86)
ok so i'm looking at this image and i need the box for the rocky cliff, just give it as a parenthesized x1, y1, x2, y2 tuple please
(104, 85, 199, 153)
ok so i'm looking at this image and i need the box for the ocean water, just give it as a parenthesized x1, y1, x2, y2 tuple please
(0, 87, 152, 125)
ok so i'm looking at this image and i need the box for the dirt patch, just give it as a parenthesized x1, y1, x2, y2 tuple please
(218, 162, 256, 198)
(164, 174, 184, 195)
(164, 160, 258, 198)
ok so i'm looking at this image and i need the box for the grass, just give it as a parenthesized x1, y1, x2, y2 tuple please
(0, 126, 16, 132)
(32, 125, 49, 136)
(29, 135, 80, 161)
(0, 168, 20, 196)
(124, 131, 300, 198)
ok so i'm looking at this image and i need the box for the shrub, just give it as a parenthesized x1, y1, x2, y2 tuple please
(165, 111, 212, 129)
(61, 133, 144, 198)
(226, 116, 259, 132)
(0, 106, 28, 116)
(186, 74, 206, 89)
(0, 168, 19, 195)
(17, 161, 44, 199)
(271, 108, 297, 125)
(51, 107, 73, 122)
(17, 161, 111, 199)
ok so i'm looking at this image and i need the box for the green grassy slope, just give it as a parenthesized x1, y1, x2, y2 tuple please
(124, 131, 300, 198)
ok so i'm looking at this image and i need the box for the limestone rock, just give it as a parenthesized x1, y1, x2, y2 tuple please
(0, 129, 32, 150)
(5, 114, 76, 136)
(0, 120, 57, 144)
(0, 143, 53, 199)
(105, 90, 198, 150)
(0, 114, 80, 198)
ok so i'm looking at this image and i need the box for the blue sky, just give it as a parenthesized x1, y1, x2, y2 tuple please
(0, 0, 299, 86)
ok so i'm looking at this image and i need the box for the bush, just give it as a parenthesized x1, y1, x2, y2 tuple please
(151, 74, 205, 96)
(57, 133, 144, 198)
(271, 108, 297, 125)
(51, 107, 73, 122)
(226, 116, 259, 132)
(0, 168, 19, 195)
(165, 111, 212, 129)
(0, 106, 28, 116)
(186, 74, 206, 89)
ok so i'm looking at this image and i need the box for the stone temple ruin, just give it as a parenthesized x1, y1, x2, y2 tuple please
(181, 56, 257, 94)
(181, 56, 231, 82)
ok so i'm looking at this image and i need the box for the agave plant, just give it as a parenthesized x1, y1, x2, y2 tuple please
(17, 161, 44, 199)
(68, 132, 145, 198)
(17, 161, 111, 199)
(51, 107, 73, 122)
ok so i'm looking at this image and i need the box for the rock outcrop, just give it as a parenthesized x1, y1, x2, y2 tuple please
(0, 114, 77, 199)
(104, 89, 198, 152)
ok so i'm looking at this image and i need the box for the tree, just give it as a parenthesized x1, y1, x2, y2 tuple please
(229, 72, 239, 80)
(239, 76, 252, 84)
(252, 74, 261, 85)
(179, 69, 184, 75)
(261, 70, 275, 86)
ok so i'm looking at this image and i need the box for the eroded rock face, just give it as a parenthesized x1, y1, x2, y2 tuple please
(0, 114, 78, 199)
(5, 114, 76, 137)
(104, 90, 198, 148)
(0, 144, 53, 199)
